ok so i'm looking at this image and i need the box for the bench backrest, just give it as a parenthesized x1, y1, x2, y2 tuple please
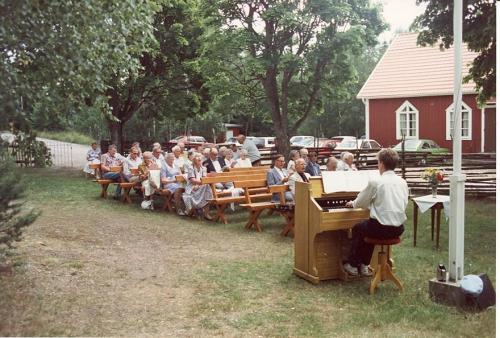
(233, 179, 270, 203)
(228, 166, 270, 172)
(201, 172, 267, 184)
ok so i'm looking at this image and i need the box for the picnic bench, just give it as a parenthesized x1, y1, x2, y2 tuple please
(235, 179, 274, 232)
(201, 171, 269, 224)
(269, 184, 295, 237)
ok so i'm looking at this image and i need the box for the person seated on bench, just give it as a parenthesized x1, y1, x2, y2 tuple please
(305, 151, 321, 176)
(152, 144, 167, 170)
(299, 148, 309, 161)
(138, 151, 160, 210)
(203, 147, 233, 190)
(224, 149, 236, 169)
(337, 152, 357, 171)
(343, 148, 408, 277)
(83, 142, 101, 176)
(237, 133, 261, 166)
(288, 158, 310, 198)
(183, 153, 213, 220)
(267, 154, 293, 203)
(183, 150, 195, 173)
(100, 144, 124, 199)
(234, 149, 252, 168)
(131, 141, 142, 157)
(123, 146, 142, 183)
(325, 156, 338, 171)
(172, 145, 185, 172)
(161, 153, 186, 216)
(287, 150, 300, 175)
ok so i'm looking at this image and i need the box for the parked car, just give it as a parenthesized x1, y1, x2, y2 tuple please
(290, 136, 314, 147)
(256, 137, 275, 148)
(0, 131, 15, 145)
(335, 138, 382, 151)
(169, 135, 214, 148)
(392, 139, 449, 153)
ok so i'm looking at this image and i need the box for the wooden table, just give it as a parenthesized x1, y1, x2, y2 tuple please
(412, 195, 450, 249)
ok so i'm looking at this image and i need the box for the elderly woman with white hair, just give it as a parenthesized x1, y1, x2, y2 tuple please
(172, 145, 185, 172)
(234, 149, 252, 168)
(183, 153, 213, 220)
(336, 152, 357, 171)
(161, 153, 186, 215)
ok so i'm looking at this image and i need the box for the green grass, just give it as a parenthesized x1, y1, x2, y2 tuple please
(6, 169, 497, 337)
(36, 130, 96, 145)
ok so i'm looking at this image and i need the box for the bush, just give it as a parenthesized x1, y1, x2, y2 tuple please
(0, 147, 38, 256)
(11, 131, 52, 167)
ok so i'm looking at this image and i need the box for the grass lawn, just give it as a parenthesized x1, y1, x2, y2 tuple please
(0, 169, 495, 337)
(37, 130, 96, 145)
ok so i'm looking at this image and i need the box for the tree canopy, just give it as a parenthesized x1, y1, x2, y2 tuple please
(199, 0, 386, 155)
(412, 0, 496, 104)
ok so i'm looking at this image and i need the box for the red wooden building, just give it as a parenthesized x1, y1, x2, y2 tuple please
(357, 33, 495, 153)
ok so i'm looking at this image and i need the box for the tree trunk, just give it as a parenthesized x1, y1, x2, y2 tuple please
(108, 120, 123, 153)
(274, 125, 290, 161)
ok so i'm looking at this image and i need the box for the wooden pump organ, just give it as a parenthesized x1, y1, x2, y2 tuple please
(293, 171, 382, 284)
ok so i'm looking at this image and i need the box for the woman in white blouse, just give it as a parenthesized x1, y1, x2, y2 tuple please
(234, 149, 252, 168)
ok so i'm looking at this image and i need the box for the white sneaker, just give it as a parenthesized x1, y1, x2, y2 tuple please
(359, 264, 373, 277)
(177, 210, 187, 216)
(343, 263, 359, 276)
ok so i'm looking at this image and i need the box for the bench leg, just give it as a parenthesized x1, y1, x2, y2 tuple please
(245, 209, 264, 232)
(280, 212, 294, 237)
(162, 192, 173, 212)
(214, 204, 228, 224)
(100, 184, 109, 199)
(122, 187, 132, 204)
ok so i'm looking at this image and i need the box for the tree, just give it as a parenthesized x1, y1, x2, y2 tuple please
(102, 0, 209, 150)
(0, 0, 160, 132)
(0, 146, 38, 257)
(412, 0, 496, 104)
(200, 0, 386, 155)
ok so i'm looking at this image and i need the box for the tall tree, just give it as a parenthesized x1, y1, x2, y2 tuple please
(102, 0, 208, 150)
(200, 0, 386, 155)
(412, 0, 495, 104)
(0, 0, 159, 131)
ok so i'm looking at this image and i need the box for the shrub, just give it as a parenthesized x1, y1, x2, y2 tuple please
(0, 147, 38, 256)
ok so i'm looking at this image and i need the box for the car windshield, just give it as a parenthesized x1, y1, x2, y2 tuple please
(174, 136, 185, 140)
(394, 139, 420, 151)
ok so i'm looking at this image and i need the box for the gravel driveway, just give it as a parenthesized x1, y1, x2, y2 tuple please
(37, 138, 91, 169)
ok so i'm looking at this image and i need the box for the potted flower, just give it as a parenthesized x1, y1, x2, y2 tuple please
(421, 168, 445, 197)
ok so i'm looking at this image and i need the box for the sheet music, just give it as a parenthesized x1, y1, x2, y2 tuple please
(322, 170, 380, 194)
(149, 169, 161, 189)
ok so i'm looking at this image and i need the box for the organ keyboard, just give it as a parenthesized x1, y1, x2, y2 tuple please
(293, 176, 383, 284)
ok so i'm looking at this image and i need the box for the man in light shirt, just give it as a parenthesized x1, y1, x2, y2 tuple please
(343, 148, 408, 277)
(123, 146, 142, 183)
(267, 154, 293, 202)
(237, 134, 261, 166)
(288, 158, 310, 197)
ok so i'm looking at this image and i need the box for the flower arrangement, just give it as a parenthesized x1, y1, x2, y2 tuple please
(421, 168, 445, 185)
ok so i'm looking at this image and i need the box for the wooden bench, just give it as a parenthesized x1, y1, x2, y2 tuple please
(201, 172, 271, 224)
(97, 166, 122, 198)
(89, 163, 101, 179)
(234, 179, 274, 232)
(269, 185, 294, 236)
(119, 168, 141, 204)
(228, 166, 270, 172)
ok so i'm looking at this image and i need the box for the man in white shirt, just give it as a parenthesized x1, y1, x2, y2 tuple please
(152, 145, 167, 170)
(123, 146, 142, 183)
(343, 148, 408, 277)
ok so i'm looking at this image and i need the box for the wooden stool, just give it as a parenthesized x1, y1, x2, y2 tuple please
(364, 237, 403, 294)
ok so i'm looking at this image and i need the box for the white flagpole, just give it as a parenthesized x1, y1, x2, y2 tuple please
(448, 0, 466, 282)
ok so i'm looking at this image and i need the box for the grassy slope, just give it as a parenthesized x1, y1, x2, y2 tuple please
(0, 169, 495, 337)
(36, 130, 96, 145)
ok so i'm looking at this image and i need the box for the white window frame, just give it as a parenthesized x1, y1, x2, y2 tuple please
(446, 101, 472, 140)
(395, 100, 419, 140)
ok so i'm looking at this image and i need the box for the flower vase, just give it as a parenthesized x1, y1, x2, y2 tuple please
(431, 184, 438, 198)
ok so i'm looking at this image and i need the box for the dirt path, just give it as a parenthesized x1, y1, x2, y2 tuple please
(1, 200, 291, 336)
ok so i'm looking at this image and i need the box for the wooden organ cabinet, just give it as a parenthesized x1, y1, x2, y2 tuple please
(293, 173, 383, 284)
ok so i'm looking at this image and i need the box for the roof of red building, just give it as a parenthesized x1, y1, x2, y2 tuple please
(357, 32, 478, 99)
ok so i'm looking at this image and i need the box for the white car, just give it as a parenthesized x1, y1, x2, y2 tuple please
(0, 131, 15, 145)
(290, 136, 314, 147)
(335, 139, 382, 151)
